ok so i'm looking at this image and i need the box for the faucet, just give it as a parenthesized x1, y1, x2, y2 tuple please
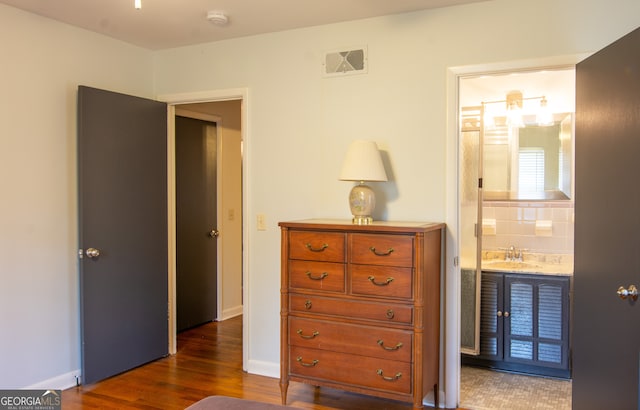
(515, 247, 524, 262)
(505, 245, 515, 261)
(504, 245, 525, 262)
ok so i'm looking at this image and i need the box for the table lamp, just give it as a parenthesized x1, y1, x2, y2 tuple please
(339, 140, 388, 224)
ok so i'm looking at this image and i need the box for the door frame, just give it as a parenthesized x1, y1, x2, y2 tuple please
(445, 56, 585, 408)
(159, 88, 249, 368)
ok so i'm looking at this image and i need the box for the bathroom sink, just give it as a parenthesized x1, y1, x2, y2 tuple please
(481, 260, 544, 271)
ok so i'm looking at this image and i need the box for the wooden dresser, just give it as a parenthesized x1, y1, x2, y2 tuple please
(279, 219, 444, 409)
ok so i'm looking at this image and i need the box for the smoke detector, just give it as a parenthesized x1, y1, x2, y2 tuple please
(207, 11, 229, 26)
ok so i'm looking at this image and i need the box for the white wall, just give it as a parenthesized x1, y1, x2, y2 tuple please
(153, 0, 640, 382)
(1, 0, 639, 400)
(0, 4, 154, 388)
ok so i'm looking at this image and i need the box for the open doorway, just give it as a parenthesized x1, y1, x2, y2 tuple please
(173, 99, 243, 338)
(161, 89, 247, 367)
(457, 68, 575, 409)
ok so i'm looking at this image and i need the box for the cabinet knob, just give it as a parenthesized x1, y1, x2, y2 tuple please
(497, 311, 502, 317)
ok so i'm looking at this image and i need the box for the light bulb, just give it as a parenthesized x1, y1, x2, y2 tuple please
(536, 97, 554, 126)
(506, 101, 524, 128)
(135, 0, 141, 9)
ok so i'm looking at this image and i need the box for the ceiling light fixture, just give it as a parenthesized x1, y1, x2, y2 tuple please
(134, 0, 141, 9)
(207, 11, 229, 26)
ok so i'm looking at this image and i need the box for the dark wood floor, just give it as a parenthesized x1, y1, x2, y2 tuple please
(62, 316, 447, 409)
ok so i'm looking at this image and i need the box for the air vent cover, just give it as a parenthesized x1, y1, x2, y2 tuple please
(323, 47, 367, 77)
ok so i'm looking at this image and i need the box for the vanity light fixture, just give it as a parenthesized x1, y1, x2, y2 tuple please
(482, 91, 553, 128)
(339, 140, 388, 225)
(134, 0, 141, 9)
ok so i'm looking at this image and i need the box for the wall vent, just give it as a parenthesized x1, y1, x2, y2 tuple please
(323, 46, 367, 77)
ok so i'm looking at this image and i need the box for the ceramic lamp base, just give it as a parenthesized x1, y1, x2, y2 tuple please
(349, 182, 375, 224)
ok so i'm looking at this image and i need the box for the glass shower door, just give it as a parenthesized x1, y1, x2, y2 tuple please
(460, 106, 483, 355)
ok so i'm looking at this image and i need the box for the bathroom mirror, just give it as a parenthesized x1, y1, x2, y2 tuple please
(483, 113, 573, 201)
(460, 67, 575, 202)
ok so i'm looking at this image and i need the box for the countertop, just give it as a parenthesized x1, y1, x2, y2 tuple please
(479, 251, 574, 276)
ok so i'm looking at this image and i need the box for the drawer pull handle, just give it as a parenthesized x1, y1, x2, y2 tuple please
(304, 300, 312, 309)
(377, 340, 403, 351)
(377, 369, 402, 381)
(306, 243, 329, 252)
(369, 246, 394, 256)
(297, 329, 320, 339)
(385, 309, 395, 319)
(368, 276, 394, 286)
(306, 271, 329, 281)
(296, 357, 319, 367)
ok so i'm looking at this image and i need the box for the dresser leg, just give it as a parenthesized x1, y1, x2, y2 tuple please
(279, 380, 289, 405)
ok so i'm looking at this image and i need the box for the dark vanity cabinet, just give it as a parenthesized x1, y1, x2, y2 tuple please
(464, 272, 571, 378)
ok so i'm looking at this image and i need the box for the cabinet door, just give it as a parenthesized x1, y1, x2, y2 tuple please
(504, 275, 569, 370)
(478, 272, 503, 361)
(504, 276, 535, 363)
(536, 278, 569, 369)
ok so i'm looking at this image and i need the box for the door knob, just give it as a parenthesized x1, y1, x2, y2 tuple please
(85, 248, 101, 258)
(208, 229, 220, 238)
(617, 285, 638, 301)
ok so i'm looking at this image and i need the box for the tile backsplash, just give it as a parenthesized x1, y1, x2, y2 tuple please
(482, 201, 574, 255)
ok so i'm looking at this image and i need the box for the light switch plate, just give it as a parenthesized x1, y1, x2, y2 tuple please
(257, 214, 266, 231)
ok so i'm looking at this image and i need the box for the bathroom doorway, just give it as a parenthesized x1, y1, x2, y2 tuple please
(457, 67, 575, 409)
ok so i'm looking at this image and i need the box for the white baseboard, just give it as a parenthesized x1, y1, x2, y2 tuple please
(246, 359, 279, 379)
(25, 369, 81, 390)
(219, 305, 243, 321)
(422, 389, 446, 408)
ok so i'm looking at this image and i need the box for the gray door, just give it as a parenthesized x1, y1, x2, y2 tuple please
(78, 86, 168, 384)
(175, 116, 218, 331)
(573, 27, 640, 410)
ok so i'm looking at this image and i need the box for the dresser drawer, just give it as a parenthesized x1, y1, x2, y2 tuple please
(349, 234, 414, 267)
(290, 294, 413, 325)
(289, 317, 412, 362)
(350, 265, 413, 299)
(289, 260, 345, 293)
(290, 346, 412, 394)
(289, 231, 345, 262)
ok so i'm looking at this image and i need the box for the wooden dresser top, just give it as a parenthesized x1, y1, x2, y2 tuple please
(279, 219, 445, 234)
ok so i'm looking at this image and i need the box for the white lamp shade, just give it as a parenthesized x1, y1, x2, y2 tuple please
(339, 140, 388, 182)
